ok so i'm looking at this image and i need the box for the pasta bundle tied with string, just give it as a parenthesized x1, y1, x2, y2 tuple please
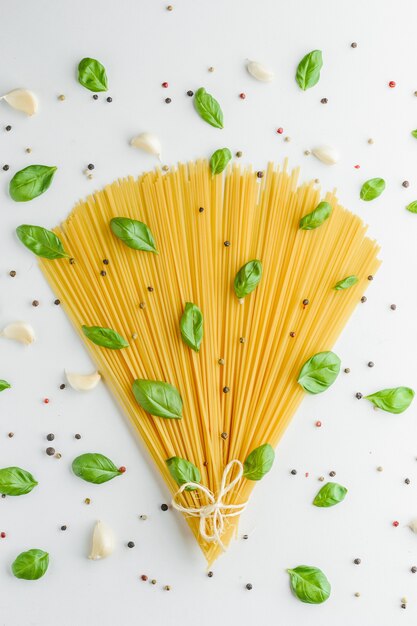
(34, 160, 380, 565)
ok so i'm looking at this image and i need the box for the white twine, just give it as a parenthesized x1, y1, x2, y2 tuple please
(171, 459, 248, 551)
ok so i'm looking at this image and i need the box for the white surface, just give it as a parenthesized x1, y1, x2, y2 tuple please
(1, 1, 417, 624)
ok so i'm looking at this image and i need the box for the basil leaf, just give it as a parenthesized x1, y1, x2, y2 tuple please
(287, 565, 331, 604)
(298, 351, 341, 394)
(9, 165, 57, 202)
(313, 482, 348, 507)
(110, 217, 157, 253)
(210, 148, 232, 175)
(180, 302, 203, 352)
(299, 201, 332, 230)
(243, 443, 275, 481)
(82, 325, 129, 350)
(133, 379, 182, 419)
(194, 88, 224, 129)
(166, 456, 201, 490)
(333, 275, 358, 291)
(72, 452, 122, 484)
(0, 380, 11, 392)
(16, 225, 69, 260)
(364, 387, 414, 414)
(0, 466, 38, 496)
(360, 178, 385, 201)
(12, 549, 49, 580)
(78, 57, 108, 92)
(234, 260, 263, 299)
(296, 50, 323, 90)
(406, 201, 417, 214)
(411, 130, 417, 139)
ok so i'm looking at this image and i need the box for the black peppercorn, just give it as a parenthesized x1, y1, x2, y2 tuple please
(256, 171, 264, 178)
(2, 164, 9, 171)
(302, 299, 309, 306)
(405, 478, 411, 484)
(165, 97, 172, 104)
(368, 361, 374, 368)
(321, 98, 328, 104)
(46, 447, 55, 456)
(74, 433, 81, 439)
(223, 386, 230, 393)
(32, 300, 39, 307)
(127, 541, 135, 548)
(351, 42, 358, 48)
(198, 207, 204, 213)
(224, 241, 231, 247)
(5, 125, 12, 131)
(9, 271, 16, 277)
(329, 470, 336, 477)
(221, 432, 228, 440)
(354, 558, 361, 565)
(207, 571, 213, 577)
(100, 270, 106, 276)
(187, 90, 194, 97)
(401, 604, 407, 609)
(344, 368, 350, 373)
(290, 469, 297, 475)
(87, 163, 95, 170)
(390, 304, 397, 310)
(46, 433, 55, 441)
(106, 97, 112, 103)
(246, 583, 253, 590)
(61, 525, 67, 531)
(161, 503, 169, 511)
(59, 383, 66, 390)
(54, 299, 61, 305)
(402, 181, 410, 188)
(103, 259, 109, 265)
(93, 94, 98, 100)
(361, 296, 367, 303)
(289, 331, 296, 337)
(411, 566, 417, 573)
(147, 286, 154, 292)
(356, 392, 363, 399)
(367, 275, 373, 281)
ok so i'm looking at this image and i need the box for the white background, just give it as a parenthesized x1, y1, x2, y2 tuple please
(1, 1, 417, 624)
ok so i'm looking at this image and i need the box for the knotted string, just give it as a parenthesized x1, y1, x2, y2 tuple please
(171, 459, 248, 551)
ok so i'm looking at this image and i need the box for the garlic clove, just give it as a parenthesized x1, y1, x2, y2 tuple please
(409, 518, 417, 533)
(130, 133, 162, 160)
(88, 521, 115, 560)
(1, 322, 36, 345)
(1, 89, 38, 116)
(246, 60, 274, 83)
(65, 370, 101, 392)
(312, 145, 339, 165)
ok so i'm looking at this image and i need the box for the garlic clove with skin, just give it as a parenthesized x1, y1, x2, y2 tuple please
(130, 133, 162, 160)
(89, 521, 115, 560)
(1, 89, 38, 116)
(246, 60, 274, 83)
(312, 145, 339, 165)
(65, 370, 101, 392)
(1, 322, 36, 345)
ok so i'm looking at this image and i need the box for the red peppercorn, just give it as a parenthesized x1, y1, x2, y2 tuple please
(162, 82, 168, 88)
(277, 127, 284, 134)
(389, 81, 396, 88)
(0, 532, 6, 538)
(393, 520, 399, 527)
(43, 398, 50, 404)
(119, 466, 126, 473)
(305, 472, 309, 477)
(315, 421, 322, 427)
(239, 93, 246, 99)
(141, 574, 148, 581)
(354, 164, 360, 169)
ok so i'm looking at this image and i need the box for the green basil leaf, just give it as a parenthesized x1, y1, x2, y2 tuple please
(298, 351, 341, 394)
(287, 565, 331, 604)
(78, 57, 108, 92)
(210, 148, 232, 175)
(12, 549, 49, 580)
(333, 275, 358, 291)
(16, 225, 69, 260)
(243, 443, 275, 481)
(299, 201, 332, 230)
(110, 217, 158, 253)
(406, 201, 417, 214)
(82, 325, 129, 350)
(9, 165, 57, 202)
(411, 130, 417, 139)
(166, 456, 201, 490)
(72, 452, 122, 484)
(296, 50, 323, 90)
(364, 387, 414, 414)
(194, 87, 224, 129)
(132, 379, 182, 419)
(313, 482, 348, 507)
(234, 260, 263, 299)
(0, 467, 38, 496)
(180, 302, 203, 352)
(360, 178, 385, 201)
(0, 380, 11, 392)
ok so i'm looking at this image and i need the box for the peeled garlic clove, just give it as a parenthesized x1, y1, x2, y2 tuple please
(1, 322, 36, 345)
(88, 521, 115, 560)
(1, 89, 38, 116)
(130, 133, 161, 160)
(312, 145, 339, 165)
(409, 518, 417, 533)
(246, 60, 274, 83)
(65, 370, 101, 392)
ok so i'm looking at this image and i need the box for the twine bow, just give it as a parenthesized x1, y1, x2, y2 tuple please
(171, 459, 248, 551)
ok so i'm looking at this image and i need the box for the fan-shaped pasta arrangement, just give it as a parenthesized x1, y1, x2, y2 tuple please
(26, 160, 380, 565)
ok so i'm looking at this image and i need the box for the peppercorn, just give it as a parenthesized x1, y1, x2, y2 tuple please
(302, 299, 309, 306)
(60, 383, 66, 390)
(32, 300, 39, 307)
(329, 470, 336, 477)
(93, 94, 98, 100)
(165, 98, 172, 104)
(289, 331, 296, 337)
(147, 286, 154, 292)
(44, 398, 50, 404)
(139, 515, 147, 521)
(389, 81, 396, 88)
(5, 125, 12, 131)
(127, 541, 135, 548)
(187, 90, 194, 97)
(377, 466, 383, 472)
(3, 164, 9, 171)
(368, 275, 373, 281)
(354, 592, 361, 597)
(199, 207, 204, 213)
(139, 302, 146, 309)
(402, 181, 410, 188)
(46, 447, 55, 456)
(100, 270, 106, 276)
(224, 241, 231, 247)
(9, 271, 16, 277)
(208, 67, 214, 72)
(58, 94, 65, 101)
(239, 337, 246, 344)
(61, 525, 67, 531)
(390, 304, 397, 310)
(405, 478, 411, 484)
(318, 476, 325, 482)
(256, 171, 264, 178)
(151, 579, 157, 585)
(242, 534, 248, 540)
(368, 361, 374, 368)
(55, 453, 62, 459)
(46, 433, 55, 441)
(290, 469, 297, 475)
(162, 82, 168, 88)
(321, 98, 328, 104)
(207, 571, 213, 577)
(393, 520, 399, 527)
(239, 93, 246, 100)
(351, 42, 358, 48)
(277, 127, 284, 134)
(223, 386, 230, 393)
(221, 432, 228, 440)
(218, 358, 225, 365)
(84, 498, 91, 504)
(69, 258, 75, 264)
(119, 466, 126, 473)
(75, 433, 81, 439)
(106, 97, 113, 102)
(54, 299, 61, 305)
(87, 163, 95, 171)
(361, 296, 367, 303)
(161, 503, 169, 511)
(344, 368, 350, 373)
(0, 532, 6, 538)
(401, 604, 407, 609)
(356, 392, 363, 399)
(8, 432, 14, 438)
(316, 421, 322, 427)
(411, 566, 417, 573)
(141, 574, 148, 581)
(354, 558, 361, 565)
(164, 585, 171, 591)
(246, 583, 253, 590)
